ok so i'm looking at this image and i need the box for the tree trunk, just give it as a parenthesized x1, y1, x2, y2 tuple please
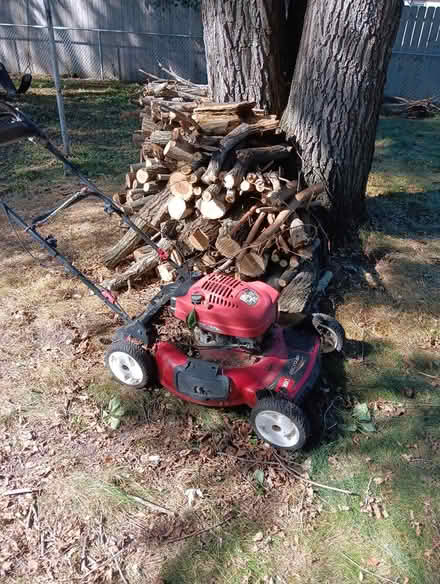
(200, 0, 289, 115)
(281, 0, 402, 241)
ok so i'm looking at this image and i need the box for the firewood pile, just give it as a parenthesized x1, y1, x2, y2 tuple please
(382, 95, 440, 118)
(104, 69, 326, 313)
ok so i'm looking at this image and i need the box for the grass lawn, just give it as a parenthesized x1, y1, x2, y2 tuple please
(0, 81, 439, 584)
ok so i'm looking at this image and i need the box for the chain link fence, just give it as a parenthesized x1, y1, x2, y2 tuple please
(0, 23, 206, 83)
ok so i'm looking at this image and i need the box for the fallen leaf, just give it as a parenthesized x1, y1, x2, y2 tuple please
(367, 557, 380, 567)
(353, 402, 371, 422)
(253, 469, 265, 486)
(374, 477, 384, 485)
(184, 488, 203, 508)
(253, 531, 264, 542)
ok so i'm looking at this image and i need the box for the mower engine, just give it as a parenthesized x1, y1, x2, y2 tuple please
(171, 272, 278, 352)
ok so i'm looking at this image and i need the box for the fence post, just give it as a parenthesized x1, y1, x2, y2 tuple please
(98, 30, 104, 80)
(43, 0, 70, 157)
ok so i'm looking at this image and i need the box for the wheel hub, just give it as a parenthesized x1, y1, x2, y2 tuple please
(255, 410, 300, 448)
(108, 351, 143, 386)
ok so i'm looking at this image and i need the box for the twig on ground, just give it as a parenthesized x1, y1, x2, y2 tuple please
(2, 487, 41, 496)
(129, 494, 175, 516)
(273, 453, 360, 496)
(416, 370, 440, 380)
(364, 477, 373, 506)
(340, 551, 399, 584)
(166, 514, 234, 544)
(113, 554, 129, 584)
(81, 543, 132, 579)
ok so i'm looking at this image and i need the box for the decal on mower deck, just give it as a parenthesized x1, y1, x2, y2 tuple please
(276, 376, 295, 393)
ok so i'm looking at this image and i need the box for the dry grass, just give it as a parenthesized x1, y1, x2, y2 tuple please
(1, 82, 440, 583)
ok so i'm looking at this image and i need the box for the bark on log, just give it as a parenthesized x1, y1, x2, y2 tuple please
(193, 101, 256, 115)
(201, 118, 279, 184)
(235, 144, 292, 165)
(103, 238, 173, 291)
(150, 130, 173, 146)
(163, 139, 196, 163)
(191, 112, 243, 136)
(103, 187, 171, 269)
(278, 249, 320, 313)
(125, 172, 136, 189)
(143, 182, 161, 194)
(280, 0, 402, 240)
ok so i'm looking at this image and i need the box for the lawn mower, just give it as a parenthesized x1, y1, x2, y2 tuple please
(0, 102, 345, 451)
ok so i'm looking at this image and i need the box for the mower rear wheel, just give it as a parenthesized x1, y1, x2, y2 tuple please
(312, 313, 345, 353)
(105, 341, 154, 389)
(251, 398, 309, 451)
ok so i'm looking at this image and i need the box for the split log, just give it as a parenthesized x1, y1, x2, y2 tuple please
(103, 238, 173, 291)
(125, 172, 136, 189)
(237, 252, 266, 277)
(156, 173, 171, 182)
(167, 197, 192, 220)
(157, 262, 176, 283)
(113, 192, 126, 206)
(103, 186, 171, 269)
(201, 118, 279, 184)
(279, 245, 320, 313)
(142, 141, 164, 160)
(200, 198, 228, 220)
(201, 252, 217, 268)
(169, 171, 193, 200)
(141, 117, 159, 134)
(215, 235, 241, 259)
(141, 98, 197, 112)
(193, 101, 256, 115)
(170, 248, 184, 266)
(163, 139, 196, 163)
(191, 113, 242, 136)
(290, 217, 310, 249)
(150, 130, 173, 146)
(181, 216, 220, 251)
(279, 265, 301, 288)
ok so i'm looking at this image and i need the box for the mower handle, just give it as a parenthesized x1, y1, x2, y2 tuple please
(0, 102, 182, 271)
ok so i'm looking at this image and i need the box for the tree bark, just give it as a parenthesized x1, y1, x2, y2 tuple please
(200, 0, 289, 115)
(281, 0, 402, 242)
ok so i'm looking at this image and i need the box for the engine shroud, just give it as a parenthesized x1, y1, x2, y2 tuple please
(172, 272, 279, 339)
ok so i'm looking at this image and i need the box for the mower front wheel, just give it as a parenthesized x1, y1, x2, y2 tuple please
(250, 398, 309, 451)
(105, 341, 155, 389)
